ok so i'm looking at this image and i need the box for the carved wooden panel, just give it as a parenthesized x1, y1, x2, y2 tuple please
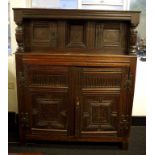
(66, 21, 87, 48)
(24, 65, 68, 88)
(95, 22, 127, 50)
(104, 30, 120, 45)
(81, 68, 123, 88)
(31, 21, 58, 48)
(30, 91, 69, 134)
(80, 94, 120, 136)
(78, 67, 129, 137)
(23, 19, 128, 53)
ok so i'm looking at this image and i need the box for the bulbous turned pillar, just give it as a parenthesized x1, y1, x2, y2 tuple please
(129, 24, 138, 55)
(15, 21, 24, 52)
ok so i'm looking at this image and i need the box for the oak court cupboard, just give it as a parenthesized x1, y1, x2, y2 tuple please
(13, 8, 140, 149)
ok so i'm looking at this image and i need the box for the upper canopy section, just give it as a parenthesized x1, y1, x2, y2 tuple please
(13, 8, 140, 55)
(13, 8, 140, 26)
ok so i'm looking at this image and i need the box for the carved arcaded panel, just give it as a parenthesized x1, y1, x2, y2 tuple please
(66, 22, 87, 48)
(81, 94, 119, 132)
(81, 68, 122, 88)
(24, 65, 68, 88)
(31, 92, 68, 130)
(31, 73, 68, 87)
(82, 75, 121, 88)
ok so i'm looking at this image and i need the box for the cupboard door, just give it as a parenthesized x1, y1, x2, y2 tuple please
(77, 67, 129, 137)
(20, 65, 73, 138)
(27, 90, 69, 135)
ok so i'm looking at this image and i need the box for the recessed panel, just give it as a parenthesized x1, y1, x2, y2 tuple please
(33, 27, 50, 41)
(66, 22, 87, 48)
(104, 30, 120, 45)
(81, 94, 119, 133)
(31, 92, 68, 131)
(31, 21, 58, 47)
(95, 22, 126, 49)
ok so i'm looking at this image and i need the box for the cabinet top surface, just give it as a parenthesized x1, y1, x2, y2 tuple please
(13, 8, 140, 25)
(13, 8, 140, 13)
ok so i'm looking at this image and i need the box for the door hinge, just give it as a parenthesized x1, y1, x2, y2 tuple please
(124, 75, 132, 91)
(18, 71, 25, 87)
(20, 112, 29, 128)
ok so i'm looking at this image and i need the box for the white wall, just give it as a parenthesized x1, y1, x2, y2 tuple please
(132, 59, 146, 116)
(8, 0, 146, 116)
(8, 0, 28, 112)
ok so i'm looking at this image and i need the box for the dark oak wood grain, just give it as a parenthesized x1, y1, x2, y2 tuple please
(13, 8, 140, 149)
(8, 153, 43, 155)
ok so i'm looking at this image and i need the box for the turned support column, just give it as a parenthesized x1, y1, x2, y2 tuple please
(129, 24, 138, 55)
(15, 22, 24, 52)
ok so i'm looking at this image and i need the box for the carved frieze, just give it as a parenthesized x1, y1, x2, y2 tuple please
(82, 75, 121, 88)
(23, 65, 68, 88)
(82, 68, 122, 88)
(31, 73, 68, 87)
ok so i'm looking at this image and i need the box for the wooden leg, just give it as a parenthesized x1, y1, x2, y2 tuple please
(19, 137, 26, 145)
(19, 131, 26, 145)
(121, 142, 128, 150)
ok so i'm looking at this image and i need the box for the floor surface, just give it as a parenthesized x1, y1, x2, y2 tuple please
(8, 126, 146, 155)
